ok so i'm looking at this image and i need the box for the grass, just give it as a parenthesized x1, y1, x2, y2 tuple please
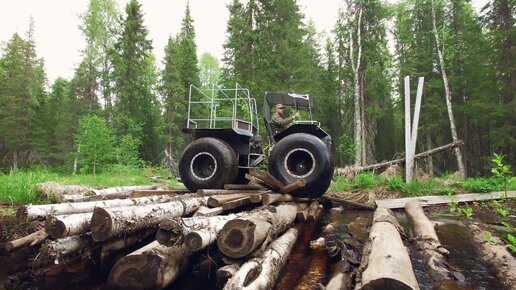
(0, 165, 178, 205)
(330, 173, 514, 197)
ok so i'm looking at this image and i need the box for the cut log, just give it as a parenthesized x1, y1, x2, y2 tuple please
(108, 241, 190, 289)
(34, 182, 92, 202)
(221, 196, 252, 210)
(245, 174, 274, 190)
(249, 194, 263, 203)
(468, 224, 516, 289)
(405, 202, 451, 281)
(217, 204, 298, 258)
(87, 185, 157, 197)
(197, 189, 269, 196)
(217, 264, 240, 286)
(279, 179, 306, 194)
(18, 194, 187, 221)
(307, 200, 320, 223)
(194, 206, 224, 217)
(262, 193, 293, 206)
(40, 234, 93, 260)
(100, 228, 157, 269)
(223, 227, 298, 290)
(224, 184, 264, 190)
(335, 140, 464, 176)
(45, 212, 92, 239)
(5, 229, 48, 251)
(90, 196, 203, 241)
(130, 189, 189, 198)
(248, 169, 286, 191)
(157, 214, 238, 247)
(376, 191, 516, 209)
(355, 207, 419, 290)
(208, 193, 250, 208)
(322, 195, 375, 210)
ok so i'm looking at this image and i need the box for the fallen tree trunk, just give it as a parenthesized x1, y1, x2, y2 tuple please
(197, 189, 269, 196)
(468, 224, 516, 289)
(279, 179, 306, 194)
(248, 169, 286, 191)
(262, 193, 293, 206)
(208, 194, 251, 208)
(87, 185, 158, 197)
(130, 189, 189, 198)
(90, 196, 204, 241)
(355, 207, 419, 290)
(405, 202, 451, 281)
(223, 227, 299, 290)
(217, 204, 298, 258)
(39, 234, 93, 261)
(108, 241, 190, 289)
(18, 194, 186, 221)
(100, 228, 157, 269)
(157, 214, 238, 247)
(5, 229, 48, 251)
(34, 182, 92, 202)
(224, 184, 264, 190)
(335, 140, 464, 176)
(45, 212, 92, 239)
(322, 195, 375, 210)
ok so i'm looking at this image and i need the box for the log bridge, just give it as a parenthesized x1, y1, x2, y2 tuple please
(4, 170, 515, 290)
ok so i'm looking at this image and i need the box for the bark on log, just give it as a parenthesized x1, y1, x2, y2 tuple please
(5, 229, 48, 251)
(322, 195, 375, 210)
(40, 234, 93, 261)
(224, 184, 264, 190)
(223, 227, 299, 290)
(355, 207, 419, 290)
(208, 194, 250, 208)
(405, 202, 451, 281)
(108, 241, 190, 289)
(262, 193, 293, 206)
(197, 189, 269, 196)
(245, 174, 274, 191)
(217, 204, 298, 258)
(217, 264, 241, 286)
(221, 196, 251, 210)
(130, 189, 189, 198)
(157, 214, 238, 247)
(250, 194, 263, 203)
(248, 169, 286, 191)
(335, 140, 464, 176)
(279, 179, 306, 194)
(87, 185, 158, 197)
(468, 224, 516, 289)
(100, 228, 157, 269)
(90, 196, 204, 241)
(34, 182, 92, 202)
(45, 212, 92, 239)
(18, 194, 185, 221)
(307, 200, 320, 223)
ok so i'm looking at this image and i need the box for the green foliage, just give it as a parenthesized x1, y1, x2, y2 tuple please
(330, 177, 354, 192)
(336, 135, 357, 166)
(0, 169, 54, 205)
(462, 206, 473, 219)
(461, 177, 502, 193)
(74, 115, 115, 174)
(447, 192, 460, 213)
(507, 234, 516, 253)
(355, 173, 377, 189)
(496, 207, 509, 218)
(387, 175, 405, 191)
(116, 135, 143, 167)
(491, 153, 512, 199)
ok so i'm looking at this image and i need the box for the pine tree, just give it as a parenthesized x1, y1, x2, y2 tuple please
(111, 0, 159, 162)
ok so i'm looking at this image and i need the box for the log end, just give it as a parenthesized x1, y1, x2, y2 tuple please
(217, 219, 257, 258)
(48, 219, 67, 239)
(108, 254, 161, 289)
(91, 207, 113, 242)
(184, 232, 203, 252)
(156, 229, 174, 247)
(359, 278, 416, 290)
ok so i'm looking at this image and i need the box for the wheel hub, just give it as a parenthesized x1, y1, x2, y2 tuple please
(191, 152, 217, 180)
(284, 148, 316, 178)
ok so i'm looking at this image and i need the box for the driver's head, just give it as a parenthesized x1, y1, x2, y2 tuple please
(276, 104, 286, 115)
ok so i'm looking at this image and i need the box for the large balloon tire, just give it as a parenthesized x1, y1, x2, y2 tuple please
(179, 138, 238, 192)
(268, 133, 333, 198)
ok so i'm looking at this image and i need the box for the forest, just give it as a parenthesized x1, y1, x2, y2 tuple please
(0, 0, 514, 177)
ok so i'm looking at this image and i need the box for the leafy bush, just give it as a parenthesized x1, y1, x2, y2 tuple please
(462, 177, 502, 193)
(387, 175, 405, 191)
(354, 173, 377, 189)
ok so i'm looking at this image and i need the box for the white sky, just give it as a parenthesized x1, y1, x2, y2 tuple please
(0, 0, 485, 84)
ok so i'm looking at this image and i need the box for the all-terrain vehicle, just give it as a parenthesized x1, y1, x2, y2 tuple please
(178, 84, 333, 198)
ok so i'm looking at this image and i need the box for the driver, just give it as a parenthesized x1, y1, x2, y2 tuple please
(270, 104, 299, 135)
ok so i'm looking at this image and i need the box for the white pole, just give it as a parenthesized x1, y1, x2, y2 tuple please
(405, 76, 414, 183)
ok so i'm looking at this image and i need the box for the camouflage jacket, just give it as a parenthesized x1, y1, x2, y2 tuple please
(270, 112, 293, 135)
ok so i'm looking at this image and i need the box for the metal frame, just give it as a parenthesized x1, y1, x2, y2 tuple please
(187, 84, 260, 134)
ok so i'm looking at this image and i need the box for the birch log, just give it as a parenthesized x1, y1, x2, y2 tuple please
(405, 202, 451, 281)
(45, 212, 93, 239)
(223, 227, 299, 290)
(157, 214, 238, 247)
(40, 234, 93, 260)
(18, 194, 184, 221)
(355, 207, 419, 290)
(468, 224, 516, 289)
(217, 264, 241, 286)
(217, 204, 298, 258)
(108, 241, 190, 289)
(90, 196, 203, 241)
